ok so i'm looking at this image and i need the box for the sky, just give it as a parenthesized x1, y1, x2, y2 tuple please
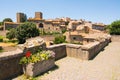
(0, 0, 120, 24)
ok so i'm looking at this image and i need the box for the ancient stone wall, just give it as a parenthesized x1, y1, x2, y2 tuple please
(0, 49, 23, 80)
(47, 44, 67, 60)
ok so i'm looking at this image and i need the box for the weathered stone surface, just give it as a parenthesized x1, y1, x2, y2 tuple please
(23, 58, 55, 77)
(18, 37, 46, 53)
(47, 44, 66, 60)
(0, 49, 23, 80)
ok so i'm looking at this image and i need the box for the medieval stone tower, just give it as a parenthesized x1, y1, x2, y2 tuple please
(16, 13, 27, 23)
(35, 12, 43, 19)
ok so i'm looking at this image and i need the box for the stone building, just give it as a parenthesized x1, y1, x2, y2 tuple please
(65, 20, 107, 45)
(92, 23, 106, 31)
(16, 12, 27, 23)
(35, 12, 43, 19)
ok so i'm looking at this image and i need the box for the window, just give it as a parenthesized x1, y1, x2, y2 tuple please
(73, 37, 76, 40)
(39, 23, 43, 28)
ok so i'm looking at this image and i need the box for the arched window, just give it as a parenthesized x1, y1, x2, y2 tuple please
(39, 23, 43, 28)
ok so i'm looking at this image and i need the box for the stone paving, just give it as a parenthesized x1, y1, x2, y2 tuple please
(38, 42, 120, 80)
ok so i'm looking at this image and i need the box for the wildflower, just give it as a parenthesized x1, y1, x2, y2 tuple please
(25, 51, 31, 57)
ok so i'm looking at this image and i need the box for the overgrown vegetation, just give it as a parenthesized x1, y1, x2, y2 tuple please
(6, 22, 40, 44)
(0, 22, 3, 26)
(0, 36, 3, 42)
(106, 20, 120, 35)
(0, 46, 3, 53)
(6, 28, 16, 40)
(62, 29, 67, 33)
(53, 35, 66, 44)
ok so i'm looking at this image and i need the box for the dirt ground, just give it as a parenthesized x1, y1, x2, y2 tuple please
(0, 43, 17, 52)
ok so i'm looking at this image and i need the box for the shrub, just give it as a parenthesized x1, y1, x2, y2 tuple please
(0, 46, 3, 53)
(108, 20, 120, 35)
(0, 36, 3, 42)
(6, 28, 16, 40)
(53, 35, 66, 44)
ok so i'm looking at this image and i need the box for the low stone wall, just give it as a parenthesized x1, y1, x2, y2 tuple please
(47, 44, 66, 60)
(66, 38, 111, 60)
(23, 58, 55, 77)
(0, 49, 23, 80)
(81, 39, 111, 60)
(66, 44, 86, 59)
(0, 37, 111, 79)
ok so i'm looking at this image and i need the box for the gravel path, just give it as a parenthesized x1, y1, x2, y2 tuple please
(38, 42, 120, 80)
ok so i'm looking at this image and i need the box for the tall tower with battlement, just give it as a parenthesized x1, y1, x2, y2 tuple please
(16, 13, 27, 23)
(35, 12, 43, 19)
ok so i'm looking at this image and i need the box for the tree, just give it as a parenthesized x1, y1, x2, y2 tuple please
(6, 28, 16, 40)
(16, 22, 40, 44)
(21, 14, 27, 22)
(108, 20, 120, 35)
(3, 18, 13, 23)
(0, 22, 3, 26)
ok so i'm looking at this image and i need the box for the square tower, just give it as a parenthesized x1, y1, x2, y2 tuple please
(35, 12, 43, 19)
(16, 13, 27, 23)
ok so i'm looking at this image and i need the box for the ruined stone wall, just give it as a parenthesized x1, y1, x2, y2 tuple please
(0, 49, 23, 80)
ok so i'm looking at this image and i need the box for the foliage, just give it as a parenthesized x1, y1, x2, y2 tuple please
(0, 46, 3, 53)
(62, 29, 67, 33)
(6, 28, 16, 40)
(0, 22, 3, 26)
(65, 21, 69, 25)
(19, 50, 55, 64)
(21, 14, 27, 22)
(53, 35, 66, 44)
(16, 22, 40, 44)
(71, 42, 83, 45)
(0, 36, 3, 42)
(3, 18, 13, 22)
(107, 20, 120, 35)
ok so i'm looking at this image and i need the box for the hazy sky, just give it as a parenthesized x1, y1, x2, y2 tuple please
(0, 0, 120, 24)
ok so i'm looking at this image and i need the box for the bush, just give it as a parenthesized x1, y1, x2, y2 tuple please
(53, 35, 66, 44)
(6, 28, 16, 40)
(108, 20, 120, 35)
(0, 36, 3, 42)
(62, 29, 67, 33)
(0, 46, 3, 53)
